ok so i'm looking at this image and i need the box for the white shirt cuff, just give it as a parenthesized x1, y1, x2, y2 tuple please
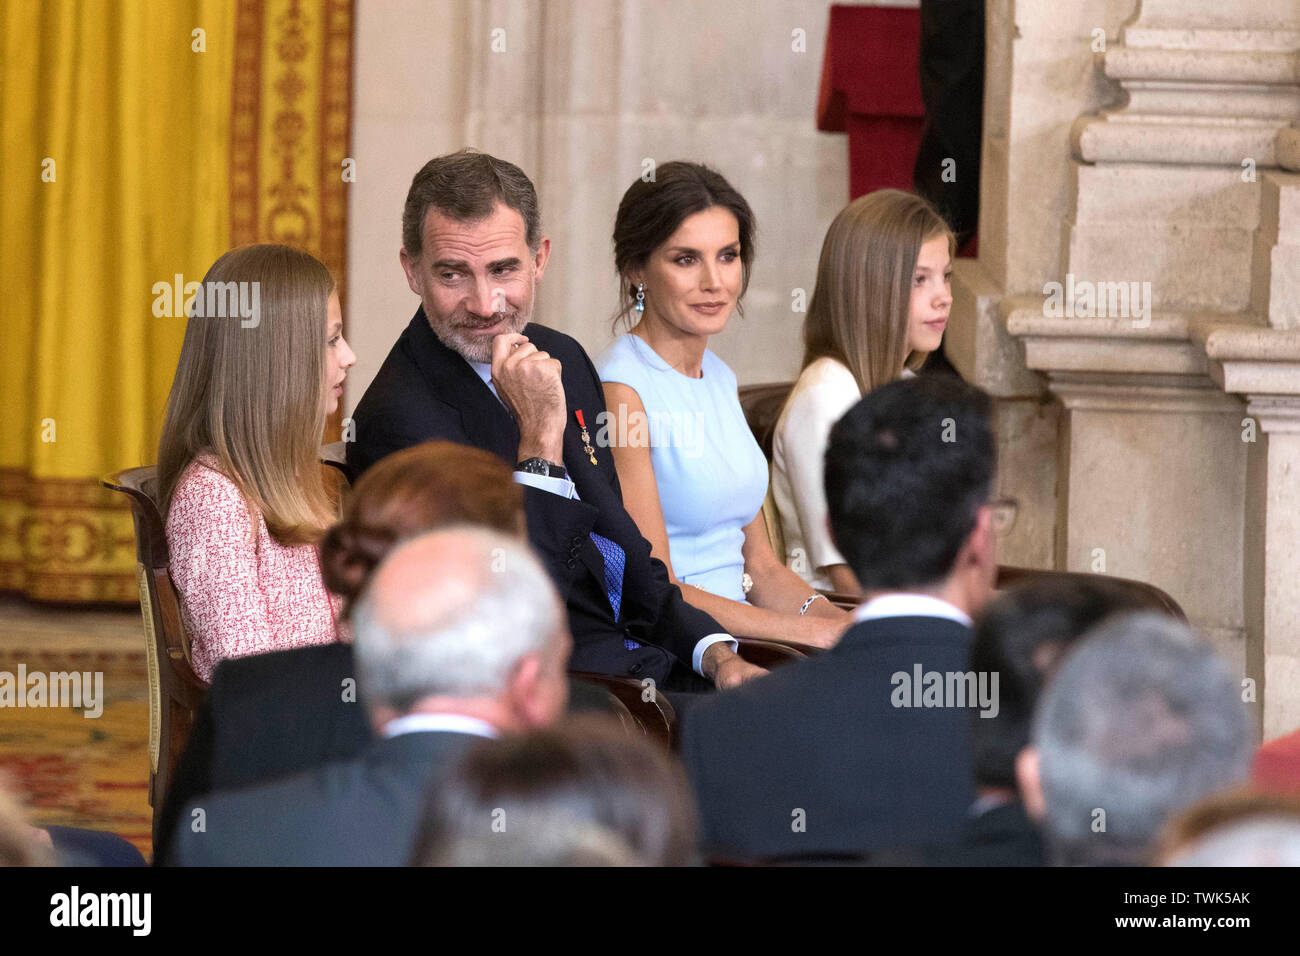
(512, 470, 578, 499)
(692, 633, 738, 677)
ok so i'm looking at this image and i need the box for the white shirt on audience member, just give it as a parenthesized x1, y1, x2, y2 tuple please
(382, 713, 500, 739)
(853, 592, 972, 628)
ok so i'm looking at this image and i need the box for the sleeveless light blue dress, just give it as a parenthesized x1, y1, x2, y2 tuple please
(597, 333, 769, 603)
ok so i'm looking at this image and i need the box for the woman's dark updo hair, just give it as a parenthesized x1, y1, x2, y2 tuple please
(318, 523, 398, 613)
(319, 441, 525, 617)
(611, 161, 756, 330)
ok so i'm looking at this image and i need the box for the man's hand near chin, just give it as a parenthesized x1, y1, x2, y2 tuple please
(702, 644, 766, 690)
(491, 331, 567, 464)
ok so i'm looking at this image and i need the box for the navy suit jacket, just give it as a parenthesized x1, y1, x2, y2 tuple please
(170, 730, 480, 866)
(347, 310, 723, 683)
(153, 643, 631, 865)
(153, 643, 372, 865)
(681, 614, 977, 862)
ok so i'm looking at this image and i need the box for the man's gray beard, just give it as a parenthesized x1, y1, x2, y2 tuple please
(437, 312, 528, 364)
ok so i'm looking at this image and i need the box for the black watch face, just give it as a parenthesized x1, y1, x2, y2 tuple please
(518, 458, 558, 477)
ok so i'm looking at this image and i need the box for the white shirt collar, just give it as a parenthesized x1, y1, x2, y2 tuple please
(382, 713, 500, 740)
(467, 359, 512, 410)
(853, 593, 973, 628)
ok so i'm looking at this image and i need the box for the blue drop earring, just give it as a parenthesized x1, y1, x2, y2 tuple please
(635, 282, 645, 313)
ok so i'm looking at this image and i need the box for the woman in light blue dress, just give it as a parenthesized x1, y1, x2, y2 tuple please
(596, 162, 848, 648)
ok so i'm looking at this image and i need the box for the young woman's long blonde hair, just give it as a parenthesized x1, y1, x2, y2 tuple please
(801, 189, 955, 394)
(158, 244, 337, 546)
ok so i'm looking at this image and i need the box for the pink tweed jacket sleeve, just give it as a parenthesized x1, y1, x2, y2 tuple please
(165, 458, 341, 682)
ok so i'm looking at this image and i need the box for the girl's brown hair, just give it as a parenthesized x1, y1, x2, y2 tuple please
(802, 189, 954, 395)
(319, 441, 525, 617)
(158, 244, 337, 545)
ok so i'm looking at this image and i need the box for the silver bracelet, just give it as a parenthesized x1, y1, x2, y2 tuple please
(799, 593, 828, 616)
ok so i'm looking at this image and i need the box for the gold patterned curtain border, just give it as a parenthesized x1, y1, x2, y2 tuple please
(232, 0, 353, 301)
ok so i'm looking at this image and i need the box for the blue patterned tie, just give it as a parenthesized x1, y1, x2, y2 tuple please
(588, 532, 640, 650)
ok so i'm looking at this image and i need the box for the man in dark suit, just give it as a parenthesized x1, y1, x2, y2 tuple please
(154, 640, 628, 865)
(152, 642, 370, 865)
(169, 528, 572, 866)
(950, 576, 1152, 866)
(347, 149, 760, 693)
(880, 576, 1149, 866)
(681, 376, 1000, 862)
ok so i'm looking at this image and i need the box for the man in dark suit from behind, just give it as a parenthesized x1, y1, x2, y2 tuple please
(169, 527, 571, 866)
(682, 376, 1000, 862)
(152, 641, 370, 865)
(346, 149, 760, 694)
(907, 576, 1149, 866)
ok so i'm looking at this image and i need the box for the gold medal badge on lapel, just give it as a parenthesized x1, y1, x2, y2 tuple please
(576, 410, 597, 466)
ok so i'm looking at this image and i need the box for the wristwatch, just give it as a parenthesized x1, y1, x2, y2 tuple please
(515, 457, 568, 480)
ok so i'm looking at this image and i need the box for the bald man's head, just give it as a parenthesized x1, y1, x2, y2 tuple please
(352, 526, 569, 718)
(365, 531, 505, 634)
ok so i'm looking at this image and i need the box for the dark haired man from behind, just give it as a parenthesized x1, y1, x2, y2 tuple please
(348, 149, 761, 694)
(894, 576, 1149, 866)
(682, 375, 1000, 861)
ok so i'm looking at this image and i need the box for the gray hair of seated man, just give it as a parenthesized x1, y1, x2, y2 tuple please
(432, 820, 644, 867)
(1166, 817, 1300, 867)
(352, 525, 563, 711)
(1033, 612, 1254, 866)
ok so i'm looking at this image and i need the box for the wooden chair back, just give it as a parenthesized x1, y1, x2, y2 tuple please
(319, 440, 351, 483)
(100, 466, 206, 846)
(738, 381, 796, 462)
(993, 566, 1186, 621)
(735, 637, 809, 667)
(568, 671, 678, 750)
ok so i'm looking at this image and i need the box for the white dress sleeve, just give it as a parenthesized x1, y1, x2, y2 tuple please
(777, 377, 860, 574)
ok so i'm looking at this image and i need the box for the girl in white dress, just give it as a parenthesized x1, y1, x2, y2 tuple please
(772, 190, 955, 595)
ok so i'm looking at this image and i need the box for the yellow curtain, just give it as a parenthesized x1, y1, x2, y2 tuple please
(0, 0, 352, 603)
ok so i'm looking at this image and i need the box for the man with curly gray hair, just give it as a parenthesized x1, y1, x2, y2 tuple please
(1018, 612, 1254, 866)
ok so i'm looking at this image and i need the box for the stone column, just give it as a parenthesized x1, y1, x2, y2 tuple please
(948, 0, 1141, 570)
(1206, 318, 1300, 739)
(987, 0, 1300, 721)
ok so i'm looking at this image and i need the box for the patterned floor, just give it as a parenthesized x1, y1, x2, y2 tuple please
(0, 595, 153, 859)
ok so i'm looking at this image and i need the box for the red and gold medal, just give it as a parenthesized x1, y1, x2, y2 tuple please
(576, 410, 597, 466)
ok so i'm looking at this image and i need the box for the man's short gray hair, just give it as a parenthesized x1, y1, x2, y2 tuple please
(1033, 612, 1253, 866)
(352, 527, 563, 711)
(430, 820, 643, 867)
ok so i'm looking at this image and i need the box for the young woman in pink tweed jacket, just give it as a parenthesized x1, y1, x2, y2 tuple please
(157, 244, 356, 681)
